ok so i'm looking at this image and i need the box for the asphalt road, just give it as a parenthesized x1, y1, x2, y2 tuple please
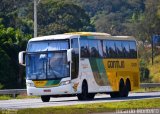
(0, 92, 160, 109)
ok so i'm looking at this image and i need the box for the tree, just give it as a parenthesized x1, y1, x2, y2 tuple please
(90, 0, 145, 35)
(37, 1, 94, 35)
(132, 0, 160, 42)
(0, 19, 31, 89)
(0, 0, 33, 35)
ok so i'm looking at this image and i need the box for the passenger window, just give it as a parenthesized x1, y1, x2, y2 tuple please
(89, 40, 99, 57)
(115, 41, 123, 58)
(98, 40, 103, 57)
(80, 39, 89, 58)
(108, 41, 116, 58)
(129, 41, 137, 58)
(122, 41, 130, 58)
(103, 41, 109, 58)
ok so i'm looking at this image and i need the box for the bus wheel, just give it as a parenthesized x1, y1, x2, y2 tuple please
(124, 79, 130, 97)
(110, 92, 120, 98)
(41, 96, 50, 102)
(119, 79, 126, 97)
(77, 81, 88, 100)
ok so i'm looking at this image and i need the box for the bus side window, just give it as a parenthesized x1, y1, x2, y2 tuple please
(129, 41, 137, 58)
(122, 41, 130, 58)
(98, 40, 103, 57)
(103, 40, 109, 58)
(115, 41, 123, 58)
(80, 39, 89, 58)
(71, 38, 79, 79)
(89, 40, 99, 58)
(108, 40, 116, 58)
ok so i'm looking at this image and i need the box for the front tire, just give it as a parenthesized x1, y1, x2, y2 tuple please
(77, 81, 89, 100)
(41, 96, 50, 102)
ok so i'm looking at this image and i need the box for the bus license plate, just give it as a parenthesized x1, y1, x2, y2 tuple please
(44, 89, 51, 92)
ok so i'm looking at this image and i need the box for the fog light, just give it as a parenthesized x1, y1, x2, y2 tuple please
(26, 82, 35, 87)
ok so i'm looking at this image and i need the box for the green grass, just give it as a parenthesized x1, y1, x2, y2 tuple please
(16, 94, 39, 99)
(15, 98, 160, 114)
(148, 55, 160, 83)
(0, 94, 39, 100)
(0, 95, 12, 100)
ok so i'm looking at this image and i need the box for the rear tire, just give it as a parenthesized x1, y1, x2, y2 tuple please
(119, 79, 126, 97)
(41, 96, 50, 102)
(77, 81, 89, 100)
(124, 80, 130, 97)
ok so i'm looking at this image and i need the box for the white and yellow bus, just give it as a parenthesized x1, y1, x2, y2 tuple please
(19, 32, 140, 102)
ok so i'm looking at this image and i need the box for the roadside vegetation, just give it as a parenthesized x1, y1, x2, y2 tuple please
(0, 0, 160, 89)
(15, 98, 160, 114)
(148, 55, 160, 83)
(0, 95, 11, 100)
(0, 94, 38, 100)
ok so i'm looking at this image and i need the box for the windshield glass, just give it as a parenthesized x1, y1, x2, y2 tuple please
(26, 51, 69, 80)
(27, 40, 69, 52)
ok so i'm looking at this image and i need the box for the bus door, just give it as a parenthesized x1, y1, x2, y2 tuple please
(71, 38, 79, 80)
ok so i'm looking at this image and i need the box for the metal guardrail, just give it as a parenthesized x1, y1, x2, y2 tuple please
(0, 89, 26, 98)
(0, 83, 160, 98)
(140, 83, 160, 88)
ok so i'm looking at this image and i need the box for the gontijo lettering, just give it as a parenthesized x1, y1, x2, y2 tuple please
(108, 61, 125, 68)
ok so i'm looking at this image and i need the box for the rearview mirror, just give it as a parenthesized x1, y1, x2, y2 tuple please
(19, 51, 26, 66)
(67, 48, 73, 63)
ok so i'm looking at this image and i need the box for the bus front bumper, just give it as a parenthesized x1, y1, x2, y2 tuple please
(27, 84, 74, 96)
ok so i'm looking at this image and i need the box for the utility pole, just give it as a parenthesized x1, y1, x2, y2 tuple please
(152, 36, 154, 65)
(34, 0, 41, 37)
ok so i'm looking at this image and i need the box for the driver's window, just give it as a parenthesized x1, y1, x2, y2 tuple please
(71, 38, 79, 79)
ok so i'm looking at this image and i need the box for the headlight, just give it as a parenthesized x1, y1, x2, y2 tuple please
(26, 82, 35, 87)
(60, 80, 71, 86)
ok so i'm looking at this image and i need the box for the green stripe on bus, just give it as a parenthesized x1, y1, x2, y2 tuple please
(96, 59, 109, 85)
(45, 80, 61, 86)
(89, 58, 109, 86)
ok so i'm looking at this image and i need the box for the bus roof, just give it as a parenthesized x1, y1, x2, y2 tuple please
(29, 32, 136, 42)
(29, 34, 79, 42)
(65, 32, 111, 36)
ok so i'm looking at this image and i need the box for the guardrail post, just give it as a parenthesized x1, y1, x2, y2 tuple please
(13, 93, 16, 98)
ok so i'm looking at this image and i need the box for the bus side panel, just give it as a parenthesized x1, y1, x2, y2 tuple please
(103, 59, 118, 91)
(78, 58, 112, 93)
(103, 59, 140, 92)
(117, 59, 140, 91)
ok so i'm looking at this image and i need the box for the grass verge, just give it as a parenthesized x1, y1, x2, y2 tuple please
(16, 94, 39, 99)
(15, 98, 160, 114)
(0, 95, 11, 100)
(0, 94, 39, 100)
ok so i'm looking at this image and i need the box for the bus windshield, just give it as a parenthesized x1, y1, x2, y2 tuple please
(27, 40, 69, 52)
(26, 51, 69, 80)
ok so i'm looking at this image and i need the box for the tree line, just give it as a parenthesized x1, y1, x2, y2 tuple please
(0, 0, 160, 89)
